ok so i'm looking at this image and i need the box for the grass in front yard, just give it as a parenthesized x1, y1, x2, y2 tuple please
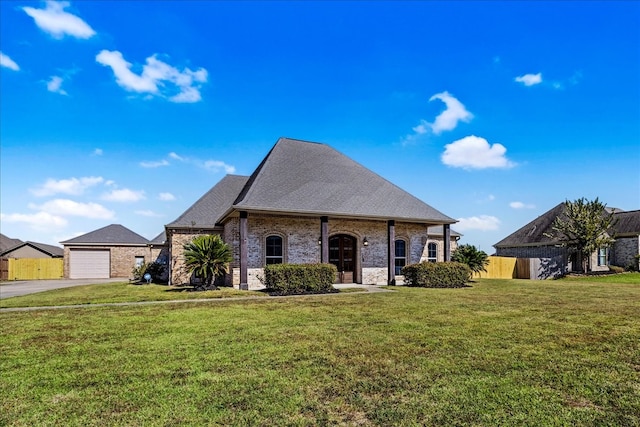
(0, 282, 268, 308)
(1, 278, 639, 426)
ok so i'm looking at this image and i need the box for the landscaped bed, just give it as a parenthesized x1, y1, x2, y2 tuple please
(1, 275, 639, 425)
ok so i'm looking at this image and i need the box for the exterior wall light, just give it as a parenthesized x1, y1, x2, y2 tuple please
(363, 237, 369, 246)
(318, 237, 322, 245)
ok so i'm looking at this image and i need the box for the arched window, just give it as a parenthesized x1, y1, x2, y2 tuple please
(395, 239, 407, 275)
(265, 235, 283, 264)
(427, 242, 438, 262)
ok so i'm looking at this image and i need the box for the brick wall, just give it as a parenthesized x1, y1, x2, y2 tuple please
(170, 213, 458, 289)
(63, 245, 150, 278)
(611, 236, 640, 269)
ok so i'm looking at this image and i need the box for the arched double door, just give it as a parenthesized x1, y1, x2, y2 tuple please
(329, 234, 356, 283)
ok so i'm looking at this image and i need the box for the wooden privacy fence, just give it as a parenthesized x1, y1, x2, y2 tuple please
(472, 256, 566, 280)
(473, 256, 518, 279)
(0, 258, 64, 281)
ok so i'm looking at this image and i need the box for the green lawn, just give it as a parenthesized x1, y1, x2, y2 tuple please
(1, 276, 639, 426)
(0, 282, 269, 309)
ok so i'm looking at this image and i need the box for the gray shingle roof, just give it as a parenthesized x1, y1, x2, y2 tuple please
(0, 233, 23, 252)
(494, 203, 637, 248)
(427, 226, 462, 237)
(494, 203, 566, 248)
(61, 224, 149, 245)
(0, 240, 64, 257)
(166, 175, 250, 228)
(150, 231, 167, 244)
(612, 210, 640, 236)
(232, 137, 456, 223)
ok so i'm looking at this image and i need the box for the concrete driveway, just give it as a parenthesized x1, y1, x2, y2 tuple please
(0, 278, 125, 299)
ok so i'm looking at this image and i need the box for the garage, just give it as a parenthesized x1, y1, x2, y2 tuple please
(69, 249, 110, 279)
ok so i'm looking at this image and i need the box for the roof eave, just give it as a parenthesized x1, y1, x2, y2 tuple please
(229, 205, 457, 225)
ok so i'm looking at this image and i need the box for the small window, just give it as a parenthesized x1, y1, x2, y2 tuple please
(265, 235, 283, 265)
(597, 248, 608, 266)
(427, 242, 438, 263)
(395, 239, 406, 275)
(135, 256, 145, 267)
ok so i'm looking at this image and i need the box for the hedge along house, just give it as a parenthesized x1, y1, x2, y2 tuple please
(61, 224, 153, 279)
(166, 137, 458, 289)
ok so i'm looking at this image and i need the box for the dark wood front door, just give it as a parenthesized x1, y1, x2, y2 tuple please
(329, 235, 356, 283)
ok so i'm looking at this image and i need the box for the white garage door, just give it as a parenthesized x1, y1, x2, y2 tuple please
(69, 250, 110, 279)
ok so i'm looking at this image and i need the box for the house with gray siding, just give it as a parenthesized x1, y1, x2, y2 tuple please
(166, 137, 459, 289)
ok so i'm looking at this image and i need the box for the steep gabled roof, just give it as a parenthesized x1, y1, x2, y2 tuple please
(612, 210, 640, 236)
(494, 203, 566, 248)
(0, 233, 23, 252)
(166, 175, 250, 228)
(232, 137, 455, 224)
(61, 224, 149, 245)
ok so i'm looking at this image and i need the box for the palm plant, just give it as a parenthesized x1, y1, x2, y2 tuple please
(183, 234, 233, 290)
(451, 244, 489, 275)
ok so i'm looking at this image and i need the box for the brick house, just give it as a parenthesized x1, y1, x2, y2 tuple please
(61, 224, 152, 279)
(166, 137, 459, 289)
(494, 203, 640, 276)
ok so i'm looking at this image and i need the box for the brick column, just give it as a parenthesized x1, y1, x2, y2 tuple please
(443, 224, 451, 262)
(388, 220, 395, 285)
(320, 216, 329, 263)
(239, 211, 248, 290)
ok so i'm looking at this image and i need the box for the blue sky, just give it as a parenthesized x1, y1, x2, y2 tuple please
(1, 1, 639, 252)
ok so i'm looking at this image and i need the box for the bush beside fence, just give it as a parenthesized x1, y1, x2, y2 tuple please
(401, 262, 471, 288)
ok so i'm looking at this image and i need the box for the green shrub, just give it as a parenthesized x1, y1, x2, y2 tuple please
(401, 262, 471, 288)
(609, 265, 625, 274)
(264, 263, 338, 295)
(131, 261, 167, 284)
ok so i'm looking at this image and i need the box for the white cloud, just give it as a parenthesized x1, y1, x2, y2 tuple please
(29, 199, 115, 219)
(46, 75, 68, 95)
(96, 50, 207, 103)
(169, 152, 185, 161)
(1, 211, 68, 230)
(0, 52, 20, 71)
(441, 135, 516, 170)
(158, 192, 176, 201)
(510, 201, 535, 209)
(402, 91, 473, 144)
(93, 148, 103, 156)
(515, 73, 542, 86)
(23, 1, 96, 39)
(101, 188, 145, 202)
(31, 176, 104, 196)
(140, 159, 169, 168)
(203, 160, 236, 174)
(135, 210, 163, 217)
(455, 215, 500, 231)
(428, 91, 474, 134)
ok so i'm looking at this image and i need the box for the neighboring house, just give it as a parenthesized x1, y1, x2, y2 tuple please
(494, 203, 640, 277)
(610, 209, 640, 270)
(0, 240, 64, 259)
(166, 137, 458, 289)
(0, 233, 24, 254)
(61, 224, 152, 279)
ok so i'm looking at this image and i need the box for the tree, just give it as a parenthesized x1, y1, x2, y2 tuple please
(183, 234, 233, 290)
(545, 197, 616, 272)
(451, 244, 489, 275)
